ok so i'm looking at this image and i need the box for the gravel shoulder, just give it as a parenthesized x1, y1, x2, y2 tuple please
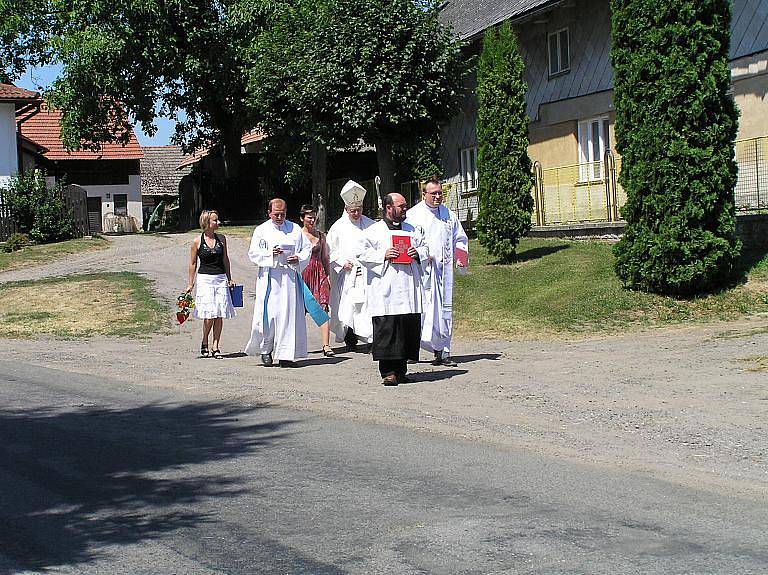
(1, 232, 766, 501)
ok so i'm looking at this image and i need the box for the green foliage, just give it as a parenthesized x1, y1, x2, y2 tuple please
(247, 0, 465, 184)
(611, 0, 741, 295)
(3, 171, 77, 243)
(3, 1, 271, 179)
(2, 232, 29, 253)
(475, 22, 534, 263)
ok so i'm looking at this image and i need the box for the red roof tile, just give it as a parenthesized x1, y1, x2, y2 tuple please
(17, 104, 143, 161)
(0, 83, 40, 102)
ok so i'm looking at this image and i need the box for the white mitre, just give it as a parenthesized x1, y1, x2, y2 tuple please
(340, 180, 367, 206)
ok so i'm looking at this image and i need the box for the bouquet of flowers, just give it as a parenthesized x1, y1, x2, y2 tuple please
(176, 291, 195, 325)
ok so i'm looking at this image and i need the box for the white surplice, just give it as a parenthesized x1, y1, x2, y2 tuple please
(358, 220, 429, 317)
(326, 212, 376, 342)
(245, 220, 312, 361)
(405, 201, 468, 353)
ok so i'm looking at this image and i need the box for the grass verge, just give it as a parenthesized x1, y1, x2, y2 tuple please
(0, 236, 110, 272)
(453, 238, 768, 340)
(0, 272, 166, 339)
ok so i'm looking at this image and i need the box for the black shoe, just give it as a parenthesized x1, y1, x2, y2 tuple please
(440, 355, 457, 367)
(279, 360, 298, 368)
(261, 353, 273, 367)
(432, 351, 443, 366)
(381, 374, 398, 386)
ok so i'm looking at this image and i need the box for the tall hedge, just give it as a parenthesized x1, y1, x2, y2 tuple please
(476, 22, 533, 262)
(611, 0, 741, 295)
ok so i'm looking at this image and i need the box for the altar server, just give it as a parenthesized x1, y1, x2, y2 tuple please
(245, 198, 312, 367)
(406, 177, 468, 367)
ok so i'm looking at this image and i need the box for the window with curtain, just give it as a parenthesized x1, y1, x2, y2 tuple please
(460, 146, 479, 193)
(548, 28, 570, 77)
(578, 117, 610, 182)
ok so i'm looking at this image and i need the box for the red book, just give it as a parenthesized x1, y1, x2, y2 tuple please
(455, 248, 468, 268)
(391, 234, 413, 264)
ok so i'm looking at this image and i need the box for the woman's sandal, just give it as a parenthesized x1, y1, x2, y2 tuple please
(211, 349, 223, 359)
(322, 345, 335, 357)
(200, 343, 210, 358)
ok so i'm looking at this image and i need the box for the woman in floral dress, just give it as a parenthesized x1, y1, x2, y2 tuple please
(299, 205, 334, 357)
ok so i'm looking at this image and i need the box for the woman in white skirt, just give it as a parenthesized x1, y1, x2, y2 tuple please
(186, 210, 236, 359)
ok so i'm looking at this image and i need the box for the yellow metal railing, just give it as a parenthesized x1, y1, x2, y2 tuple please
(530, 135, 768, 225)
(734, 135, 768, 211)
(531, 154, 624, 225)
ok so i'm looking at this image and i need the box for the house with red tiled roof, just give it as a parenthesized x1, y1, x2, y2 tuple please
(0, 83, 41, 189)
(16, 103, 144, 233)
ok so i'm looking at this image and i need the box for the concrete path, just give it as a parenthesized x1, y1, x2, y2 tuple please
(1, 361, 766, 574)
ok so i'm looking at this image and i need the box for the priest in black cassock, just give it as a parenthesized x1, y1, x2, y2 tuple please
(358, 193, 429, 385)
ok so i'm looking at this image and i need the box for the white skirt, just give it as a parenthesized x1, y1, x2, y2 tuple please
(193, 273, 236, 319)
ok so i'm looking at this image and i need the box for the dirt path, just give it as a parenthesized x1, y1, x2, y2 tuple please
(1, 232, 766, 501)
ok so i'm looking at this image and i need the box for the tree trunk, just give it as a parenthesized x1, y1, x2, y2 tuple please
(221, 129, 243, 219)
(375, 138, 396, 202)
(311, 140, 328, 232)
(221, 129, 242, 181)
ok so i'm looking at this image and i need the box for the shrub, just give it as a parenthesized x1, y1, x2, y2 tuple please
(611, 0, 741, 295)
(2, 232, 29, 253)
(476, 21, 534, 263)
(3, 171, 78, 244)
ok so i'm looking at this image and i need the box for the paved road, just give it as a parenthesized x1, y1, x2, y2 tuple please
(1, 361, 766, 574)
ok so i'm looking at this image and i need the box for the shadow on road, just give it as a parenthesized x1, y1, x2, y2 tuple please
(405, 369, 469, 383)
(451, 353, 502, 363)
(0, 401, 296, 573)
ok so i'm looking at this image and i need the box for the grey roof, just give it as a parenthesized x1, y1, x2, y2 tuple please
(140, 146, 190, 196)
(438, 0, 564, 40)
(440, 0, 768, 60)
(731, 0, 768, 60)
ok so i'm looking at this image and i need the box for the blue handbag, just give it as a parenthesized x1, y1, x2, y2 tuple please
(229, 284, 244, 307)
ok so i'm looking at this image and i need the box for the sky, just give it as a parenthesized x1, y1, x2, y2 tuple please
(16, 64, 177, 147)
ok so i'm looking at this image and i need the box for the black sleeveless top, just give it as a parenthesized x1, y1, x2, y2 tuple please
(197, 233, 226, 275)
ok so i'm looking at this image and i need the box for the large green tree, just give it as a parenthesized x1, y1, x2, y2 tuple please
(476, 22, 533, 262)
(611, 0, 741, 295)
(324, 0, 465, 198)
(250, 0, 465, 208)
(2, 0, 269, 187)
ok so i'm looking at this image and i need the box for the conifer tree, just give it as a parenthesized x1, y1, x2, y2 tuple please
(611, 0, 741, 295)
(476, 22, 533, 262)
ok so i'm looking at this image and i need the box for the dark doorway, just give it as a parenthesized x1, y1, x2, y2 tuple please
(87, 196, 102, 234)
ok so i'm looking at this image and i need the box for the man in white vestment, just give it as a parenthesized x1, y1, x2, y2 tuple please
(327, 180, 376, 352)
(245, 198, 313, 367)
(359, 193, 429, 385)
(406, 177, 468, 367)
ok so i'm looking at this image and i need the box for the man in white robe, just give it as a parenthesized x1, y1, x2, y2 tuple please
(245, 198, 313, 367)
(405, 177, 468, 367)
(359, 193, 429, 385)
(327, 180, 376, 351)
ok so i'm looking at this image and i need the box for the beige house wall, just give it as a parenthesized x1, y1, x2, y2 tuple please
(527, 90, 617, 170)
(731, 50, 768, 141)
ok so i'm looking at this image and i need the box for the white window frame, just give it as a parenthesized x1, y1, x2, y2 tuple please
(548, 28, 570, 77)
(460, 146, 479, 193)
(578, 117, 610, 182)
